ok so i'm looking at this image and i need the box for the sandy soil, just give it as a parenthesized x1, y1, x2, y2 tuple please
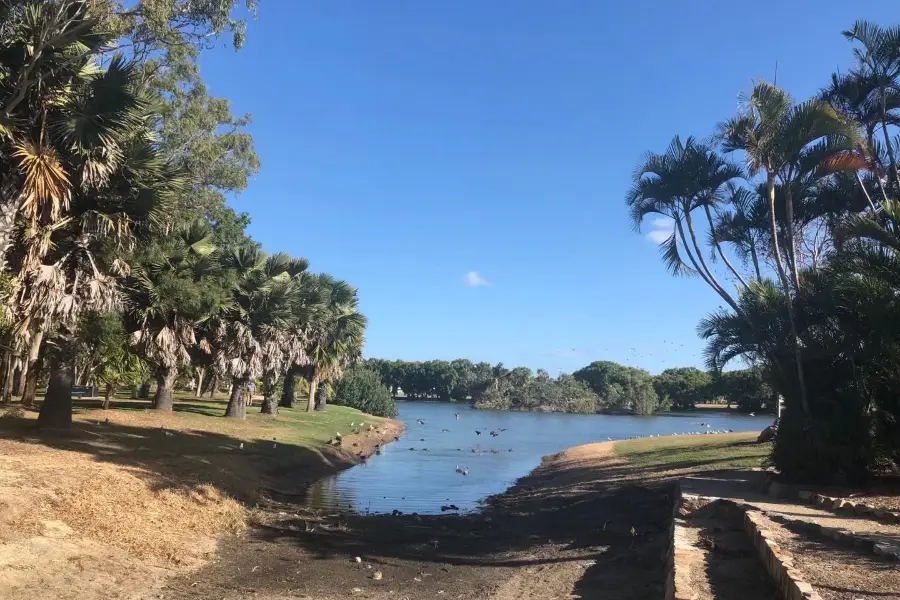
(158, 441, 677, 600)
(0, 406, 403, 600)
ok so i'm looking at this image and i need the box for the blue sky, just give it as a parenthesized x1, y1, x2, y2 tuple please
(199, 0, 896, 375)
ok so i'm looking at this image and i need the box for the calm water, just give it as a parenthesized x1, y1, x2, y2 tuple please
(303, 401, 774, 515)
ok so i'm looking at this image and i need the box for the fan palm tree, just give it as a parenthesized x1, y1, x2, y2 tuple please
(719, 81, 860, 413)
(303, 275, 367, 412)
(126, 220, 225, 411)
(626, 136, 745, 312)
(213, 249, 300, 418)
(0, 2, 143, 271)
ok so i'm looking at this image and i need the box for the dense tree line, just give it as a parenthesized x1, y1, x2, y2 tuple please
(627, 20, 900, 482)
(0, 1, 366, 425)
(365, 358, 770, 415)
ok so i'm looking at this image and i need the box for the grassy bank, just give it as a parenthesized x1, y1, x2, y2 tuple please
(614, 432, 770, 472)
(0, 395, 403, 598)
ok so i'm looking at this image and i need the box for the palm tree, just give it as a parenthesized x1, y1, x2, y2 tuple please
(713, 184, 769, 281)
(842, 21, 900, 186)
(213, 249, 299, 419)
(126, 220, 224, 411)
(719, 81, 860, 413)
(0, 2, 143, 271)
(626, 136, 745, 311)
(821, 70, 900, 202)
(303, 275, 366, 412)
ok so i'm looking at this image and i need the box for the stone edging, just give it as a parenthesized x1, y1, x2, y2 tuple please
(741, 506, 823, 600)
(797, 490, 900, 525)
(664, 482, 682, 600)
(678, 494, 821, 600)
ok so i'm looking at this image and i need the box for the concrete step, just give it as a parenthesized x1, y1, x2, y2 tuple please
(673, 499, 778, 600)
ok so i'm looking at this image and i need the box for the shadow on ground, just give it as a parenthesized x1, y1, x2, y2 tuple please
(0, 401, 349, 502)
(160, 456, 678, 600)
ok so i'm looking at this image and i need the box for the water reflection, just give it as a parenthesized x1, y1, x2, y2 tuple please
(303, 401, 774, 515)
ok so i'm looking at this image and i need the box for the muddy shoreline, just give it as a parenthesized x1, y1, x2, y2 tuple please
(158, 441, 675, 600)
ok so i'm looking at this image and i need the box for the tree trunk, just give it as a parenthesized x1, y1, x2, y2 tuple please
(307, 375, 318, 412)
(261, 395, 278, 415)
(0, 200, 17, 274)
(37, 353, 74, 429)
(194, 367, 205, 399)
(279, 367, 296, 408)
(21, 329, 45, 407)
(684, 209, 737, 308)
(225, 377, 247, 418)
(749, 243, 762, 281)
(152, 366, 178, 411)
(208, 374, 219, 398)
(102, 383, 114, 410)
(704, 205, 749, 289)
(2, 351, 13, 402)
(765, 172, 810, 415)
(12, 365, 22, 396)
(315, 380, 327, 411)
(782, 185, 801, 291)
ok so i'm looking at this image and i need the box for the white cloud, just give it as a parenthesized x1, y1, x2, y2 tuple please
(646, 217, 675, 244)
(462, 271, 489, 287)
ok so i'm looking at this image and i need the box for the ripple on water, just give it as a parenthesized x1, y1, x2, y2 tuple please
(302, 401, 774, 515)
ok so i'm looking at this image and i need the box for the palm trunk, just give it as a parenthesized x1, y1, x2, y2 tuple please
(152, 366, 178, 411)
(782, 185, 801, 291)
(0, 200, 17, 273)
(749, 242, 762, 281)
(704, 206, 749, 288)
(37, 351, 74, 429)
(194, 367, 204, 399)
(102, 383, 114, 410)
(208, 374, 219, 398)
(1, 352, 13, 402)
(765, 172, 810, 415)
(225, 377, 247, 418)
(680, 212, 740, 313)
(307, 374, 318, 412)
(314, 381, 327, 411)
(12, 365, 23, 396)
(279, 367, 296, 408)
(21, 329, 44, 407)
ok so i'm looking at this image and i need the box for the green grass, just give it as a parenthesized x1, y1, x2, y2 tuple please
(37, 391, 396, 449)
(613, 433, 771, 471)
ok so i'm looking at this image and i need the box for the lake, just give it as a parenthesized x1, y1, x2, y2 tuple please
(302, 401, 774, 515)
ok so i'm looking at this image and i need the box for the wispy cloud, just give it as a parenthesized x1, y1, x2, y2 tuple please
(462, 271, 490, 287)
(646, 217, 675, 244)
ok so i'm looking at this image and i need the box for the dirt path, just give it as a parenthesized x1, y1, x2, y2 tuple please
(157, 442, 676, 600)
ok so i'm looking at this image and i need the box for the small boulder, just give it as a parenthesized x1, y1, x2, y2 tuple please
(757, 425, 776, 443)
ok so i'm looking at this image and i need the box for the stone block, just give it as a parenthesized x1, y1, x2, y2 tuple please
(797, 490, 812, 501)
(854, 503, 872, 515)
(791, 580, 815, 600)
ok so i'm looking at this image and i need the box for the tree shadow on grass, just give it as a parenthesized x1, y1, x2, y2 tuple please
(0, 408, 346, 503)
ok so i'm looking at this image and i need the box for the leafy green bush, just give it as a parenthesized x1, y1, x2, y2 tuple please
(332, 367, 398, 417)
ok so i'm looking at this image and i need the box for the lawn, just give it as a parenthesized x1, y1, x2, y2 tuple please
(17, 390, 394, 447)
(614, 433, 771, 472)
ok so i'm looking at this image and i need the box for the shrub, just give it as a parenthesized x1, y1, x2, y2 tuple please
(332, 367, 398, 417)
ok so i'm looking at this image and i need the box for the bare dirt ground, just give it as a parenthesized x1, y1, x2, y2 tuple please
(754, 511, 900, 600)
(0, 403, 402, 600)
(156, 442, 677, 600)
